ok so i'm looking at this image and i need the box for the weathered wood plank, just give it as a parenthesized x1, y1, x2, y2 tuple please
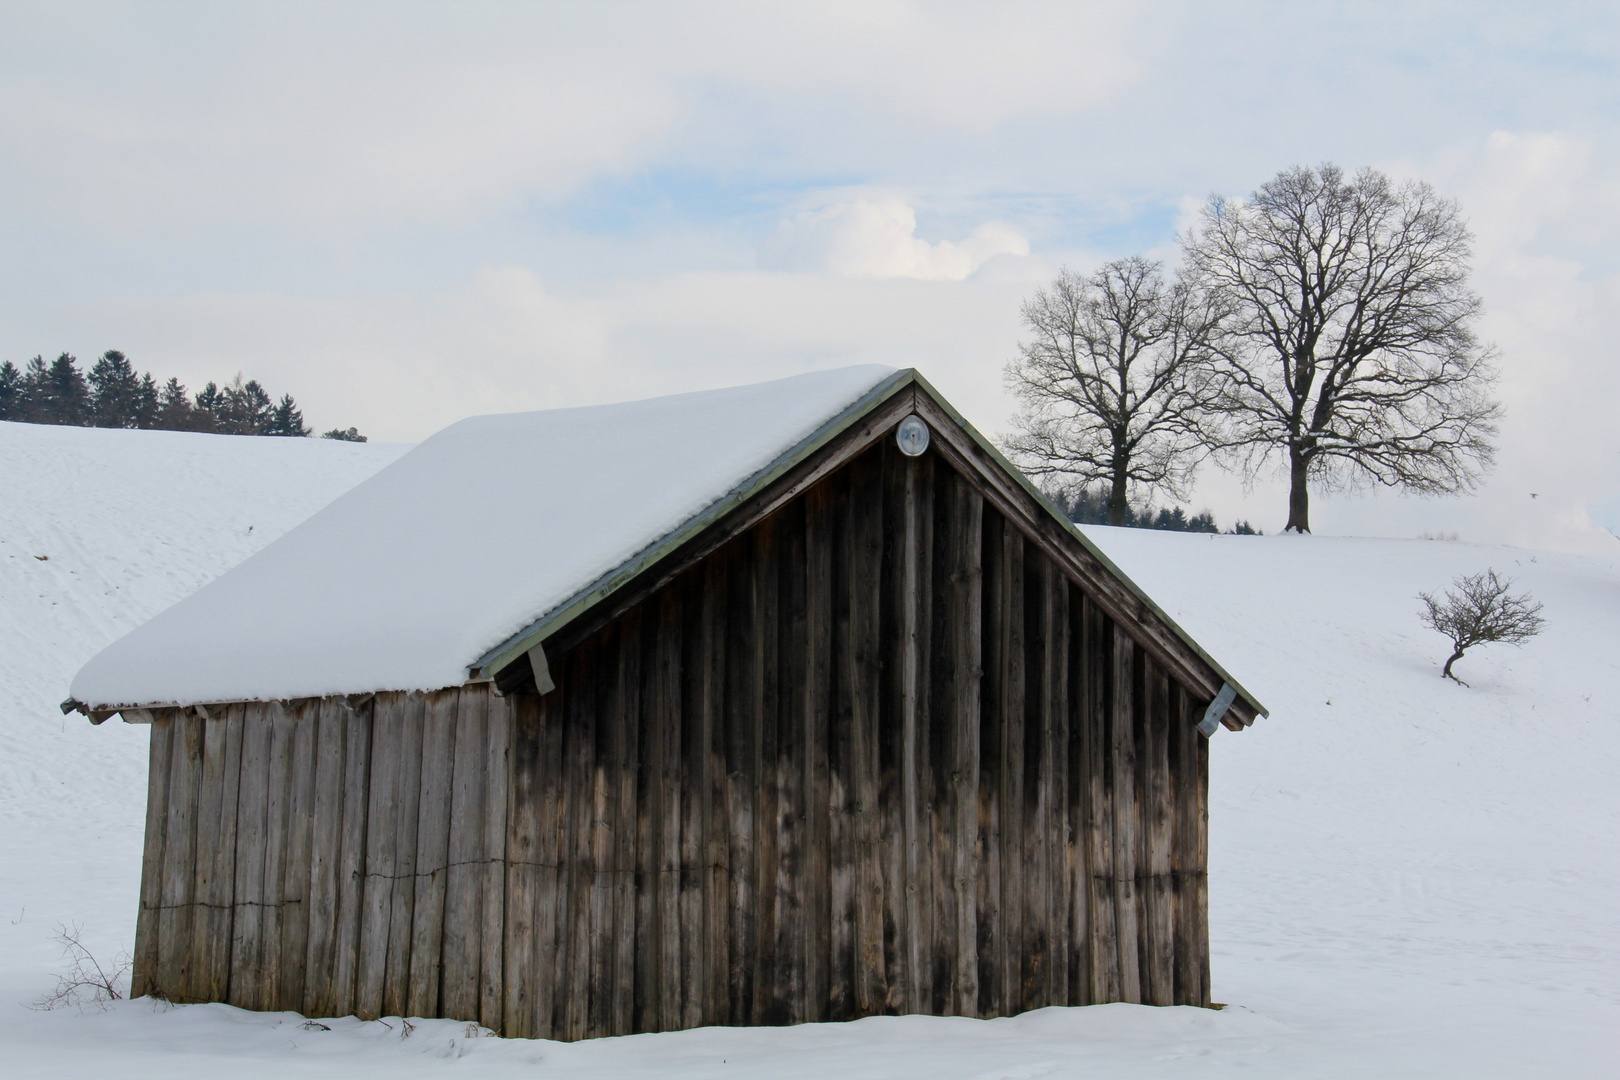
(533, 684, 565, 1038)
(701, 559, 730, 1029)
(950, 476, 983, 1018)
(258, 700, 299, 1010)
(192, 703, 243, 1003)
(898, 450, 926, 1015)
(480, 687, 510, 1031)
(1195, 714, 1212, 1007)
(502, 692, 542, 1038)
(331, 696, 374, 1018)
(278, 699, 317, 1011)
(612, 613, 643, 1036)
(1044, 570, 1073, 1008)
(1112, 624, 1143, 1004)
(1023, 544, 1062, 1016)
(229, 702, 271, 1009)
(558, 642, 594, 1040)
(1143, 663, 1175, 1006)
(803, 479, 834, 1021)
(355, 692, 402, 1020)
(828, 474, 857, 1022)
(676, 574, 709, 1032)
(1065, 583, 1091, 1007)
(752, 516, 782, 1025)
(911, 452, 938, 1014)
(302, 696, 349, 1016)
(384, 691, 427, 1019)
(632, 611, 659, 1033)
(157, 708, 203, 1000)
(132, 712, 173, 998)
(661, 591, 689, 1031)
(442, 684, 489, 1021)
(849, 453, 885, 1018)
(1169, 682, 1198, 1007)
(1085, 602, 1120, 1004)
(773, 500, 807, 1024)
(999, 521, 1026, 1016)
(723, 540, 760, 1027)
(408, 687, 458, 1018)
(877, 440, 912, 1015)
(587, 632, 621, 1038)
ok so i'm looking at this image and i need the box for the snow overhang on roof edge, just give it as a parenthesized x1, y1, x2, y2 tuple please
(473, 368, 1269, 725)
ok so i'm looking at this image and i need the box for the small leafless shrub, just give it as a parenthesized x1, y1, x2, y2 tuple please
(1418, 569, 1545, 686)
(29, 923, 130, 1012)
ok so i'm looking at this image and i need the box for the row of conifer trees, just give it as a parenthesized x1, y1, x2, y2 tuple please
(0, 351, 365, 441)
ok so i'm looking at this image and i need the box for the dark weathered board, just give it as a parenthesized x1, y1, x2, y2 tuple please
(131, 417, 1223, 1038)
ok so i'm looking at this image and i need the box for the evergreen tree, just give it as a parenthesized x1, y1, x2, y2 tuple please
(22, 357, 49, 418)
(321, 426, 367, 442)
(40, 354, 91, 425)
(0, 360, 24, 421)
(218, 375, 274, 434)
(135, 373, 160, 428)
(89, 350, 143, 428)
(193, 381, 224, 429)
(155, 378, 200, 431)
(265, 394, 309, 437)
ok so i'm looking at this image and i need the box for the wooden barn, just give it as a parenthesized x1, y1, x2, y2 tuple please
(67, 366, 1266, 1041)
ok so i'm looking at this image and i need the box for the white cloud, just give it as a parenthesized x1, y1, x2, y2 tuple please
(759, 197, 1029, 280)
(0, 3, 1145, 238)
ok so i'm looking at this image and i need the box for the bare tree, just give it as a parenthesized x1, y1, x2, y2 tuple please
(1002, 258, 1224, 526)
(1183, 164, 1500, 533)
(1418, 569, 1545, 686)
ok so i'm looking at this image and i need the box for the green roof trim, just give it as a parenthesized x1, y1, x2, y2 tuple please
(474, 368, 1268, 722)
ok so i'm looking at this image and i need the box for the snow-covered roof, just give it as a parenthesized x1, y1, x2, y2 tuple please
(71, 366, 901, 709)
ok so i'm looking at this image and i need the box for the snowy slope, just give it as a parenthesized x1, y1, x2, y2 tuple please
(2, 423, 1617, 1079)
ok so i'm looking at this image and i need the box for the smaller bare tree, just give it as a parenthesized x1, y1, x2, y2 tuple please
(1003, 257, 1224, 526)
(1418, 569, 1545, 686)
(29, 922, 131, 1011)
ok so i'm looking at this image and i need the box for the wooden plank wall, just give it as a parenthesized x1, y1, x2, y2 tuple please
(502, 439, 1212, 1039)
(131, 436, 1213, 1038)
(130, 684, 511, 1029)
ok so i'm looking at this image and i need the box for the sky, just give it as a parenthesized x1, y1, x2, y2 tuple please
(2, 0, 1618, 550)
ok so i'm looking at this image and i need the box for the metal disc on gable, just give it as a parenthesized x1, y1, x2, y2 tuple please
(896, 414, 930, 456)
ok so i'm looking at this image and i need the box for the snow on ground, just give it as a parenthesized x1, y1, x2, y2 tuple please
(2, 421, 1616, 1078)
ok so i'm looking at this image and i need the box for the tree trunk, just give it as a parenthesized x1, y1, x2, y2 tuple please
(1284, 451, 1310, 533)
(1108, 465, 1129, 527)
(1441, 648, 1468, 685)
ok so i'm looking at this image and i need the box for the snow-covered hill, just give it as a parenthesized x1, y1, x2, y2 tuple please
(1, 421, 1615, 1078)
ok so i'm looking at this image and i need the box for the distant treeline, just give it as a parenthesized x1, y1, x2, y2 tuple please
(1051, 485, 1262, 535)
(0, 351, 366, 441)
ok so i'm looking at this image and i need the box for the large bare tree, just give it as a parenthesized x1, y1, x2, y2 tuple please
(1003, 257, 1223, 526)
(1183, 164, 1500, 533)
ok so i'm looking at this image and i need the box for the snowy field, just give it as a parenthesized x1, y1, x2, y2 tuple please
(1, 419, 1616, 1078)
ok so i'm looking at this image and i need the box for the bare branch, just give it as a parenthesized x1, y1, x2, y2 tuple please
(28, 922, 130, 1012)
